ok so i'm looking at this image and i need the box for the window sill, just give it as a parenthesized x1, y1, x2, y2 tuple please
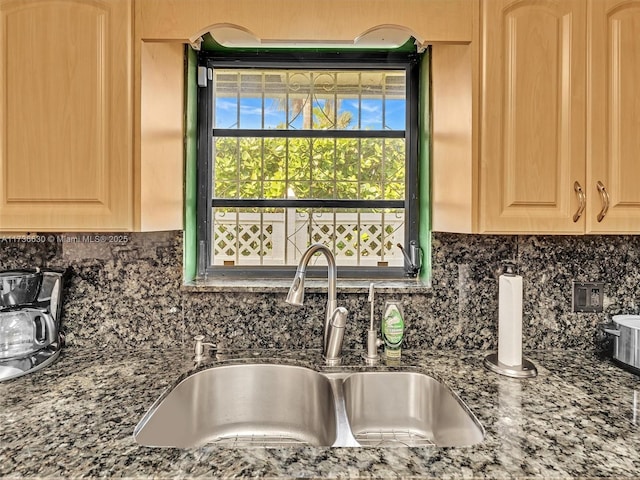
(182, 277, 431, 294)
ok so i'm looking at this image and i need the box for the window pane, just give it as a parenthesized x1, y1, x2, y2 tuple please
(337, 95, 358, 129)
(335, 139, 359, 182)
(287, 137, 311, 180)
(238, 97, 262, 129)
(262, 181, 286, 199)
(288, 181, 311, 199)
(206, 61, 414, 277)
(311, 139, 335, 181)
(211, 207, 404, 267)
(264, 96, 286, 129)
(360, 138, 383, 197)
(263, 138, 287, 181)
(213, 137, 238, 183)
(359, 182, 383, 200)
(384, 139, 406, 182)
(385, 182, 405, 200)
(310, 181, 335, 199)
(288, 95, 307, 130)
(212, 207, 281, 265)
(360, 98, 383, 130)
(239, 181, 260, 198)
(214, 138, 290, 199)
(214, 136, 404, 202)
(238, 138, 262, 181)
(239, 74, 263, 129)
(214, 72, 239, 128)
(385, 98, 406, 130)
(214, 182, 238, 198)
(213, 68, 406, 131)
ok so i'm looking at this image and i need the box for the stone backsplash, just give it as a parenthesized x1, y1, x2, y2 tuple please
(2, 231, 638, 352)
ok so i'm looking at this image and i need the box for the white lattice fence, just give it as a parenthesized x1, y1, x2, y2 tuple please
(307, 213, 403, 266)
(212, 211, 404, 266)
(213, 212, 283, 265)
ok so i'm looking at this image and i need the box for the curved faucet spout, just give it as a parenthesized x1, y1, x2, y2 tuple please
(285, 243, 339, 358)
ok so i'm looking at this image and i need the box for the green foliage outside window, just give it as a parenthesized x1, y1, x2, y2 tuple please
(213, 136, 405, 201)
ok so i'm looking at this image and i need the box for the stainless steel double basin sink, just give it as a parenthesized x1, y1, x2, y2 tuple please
(134, 364, 484, 448)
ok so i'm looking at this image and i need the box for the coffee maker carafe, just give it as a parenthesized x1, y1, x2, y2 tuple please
(0, 268, 66, 381)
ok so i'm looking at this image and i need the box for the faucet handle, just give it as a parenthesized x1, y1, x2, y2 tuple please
(397, 242, 421, 277)
(324, 307, 348, 365)
(364, 330, 384, 365)
(329, 306, 348, 328)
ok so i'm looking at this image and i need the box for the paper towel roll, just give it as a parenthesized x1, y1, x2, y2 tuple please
(498, 273, 523, 367)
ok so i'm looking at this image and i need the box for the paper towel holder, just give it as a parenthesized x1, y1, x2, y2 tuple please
(484, 260, 538, 378)
(483, 353, 537, 378)
(501, 260, 517, 276)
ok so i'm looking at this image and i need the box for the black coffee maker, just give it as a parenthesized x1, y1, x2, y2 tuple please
(0, 268, 66, 381)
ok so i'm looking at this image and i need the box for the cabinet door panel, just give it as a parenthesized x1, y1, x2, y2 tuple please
(481, 0, 586, 233)
(0, 0, 132, 231)
(588, 0, 640, 232)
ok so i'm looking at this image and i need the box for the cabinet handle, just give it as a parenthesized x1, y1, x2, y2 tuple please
(573, 181, 586, 222)
(596, 181, 610, 222)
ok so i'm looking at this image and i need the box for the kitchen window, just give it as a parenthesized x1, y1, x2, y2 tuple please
(196, 50, 421, 279)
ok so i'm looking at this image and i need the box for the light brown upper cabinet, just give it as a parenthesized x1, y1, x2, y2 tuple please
(135, 0, 474, 45)
(587, 0, 640, 233)
(480, 0, 587, 234)
(480, 0, 640, 234)
(0, 0, 133, 232)
(433, 0, 640, 234)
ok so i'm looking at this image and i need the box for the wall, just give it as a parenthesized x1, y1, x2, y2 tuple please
(2, 232, 636, 352)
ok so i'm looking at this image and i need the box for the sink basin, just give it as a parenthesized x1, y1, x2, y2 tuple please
(134, 364, 484, 448)
(134, 364, 337, 447)
(342, 372, 484, 447)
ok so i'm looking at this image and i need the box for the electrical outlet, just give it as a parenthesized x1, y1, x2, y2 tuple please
(572, 281, 605, 313)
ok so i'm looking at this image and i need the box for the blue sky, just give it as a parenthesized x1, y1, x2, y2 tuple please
(214, 96, 406, 130)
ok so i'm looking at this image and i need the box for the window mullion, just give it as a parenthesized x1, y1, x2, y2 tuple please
(284, 71, 291, 264)
(332, 208, 337, 259)
(234, 206, 240, 265)
(260, 74, 265, 265)
(381, 209, 386, 263)
(260, 137, 265, 265)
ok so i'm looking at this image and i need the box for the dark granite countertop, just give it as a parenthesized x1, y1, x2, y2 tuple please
(1, 346, 639, 479)
(182, 278, 430, 294)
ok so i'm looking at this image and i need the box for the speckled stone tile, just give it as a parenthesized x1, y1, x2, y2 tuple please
(517, 235, 640, 350)
(0, 236, 60, 270)
(3, 231, 640, 353)
(0, 232, 184, 349)
(179, 231, 518, 353)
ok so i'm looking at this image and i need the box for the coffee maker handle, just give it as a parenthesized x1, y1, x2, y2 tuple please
(34, 313, 58, 346)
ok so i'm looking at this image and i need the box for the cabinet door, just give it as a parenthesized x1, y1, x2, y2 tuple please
(480, 0, 586, 233)
(0, 0, 132, 231)
(588, 0, 640, 233)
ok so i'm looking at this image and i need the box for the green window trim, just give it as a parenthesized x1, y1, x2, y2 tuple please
(184, 45, 199, 282)
(418, 49, 432, 284)
(183, 44, 432, 283)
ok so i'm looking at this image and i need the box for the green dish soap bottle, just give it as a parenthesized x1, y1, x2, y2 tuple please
(382, 301, 404, 360)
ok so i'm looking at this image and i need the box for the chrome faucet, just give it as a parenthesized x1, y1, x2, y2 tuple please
(286, 243, 348, 365)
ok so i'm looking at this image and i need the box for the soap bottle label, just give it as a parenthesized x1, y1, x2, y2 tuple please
(382, 301, 404, 359)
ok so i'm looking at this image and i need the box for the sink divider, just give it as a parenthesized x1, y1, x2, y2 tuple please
(326, 374, 360, 447)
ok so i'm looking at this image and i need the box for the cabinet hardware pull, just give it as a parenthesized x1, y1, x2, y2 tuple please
(596, 181, 610, 222)
(573, 181, 586, 222)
